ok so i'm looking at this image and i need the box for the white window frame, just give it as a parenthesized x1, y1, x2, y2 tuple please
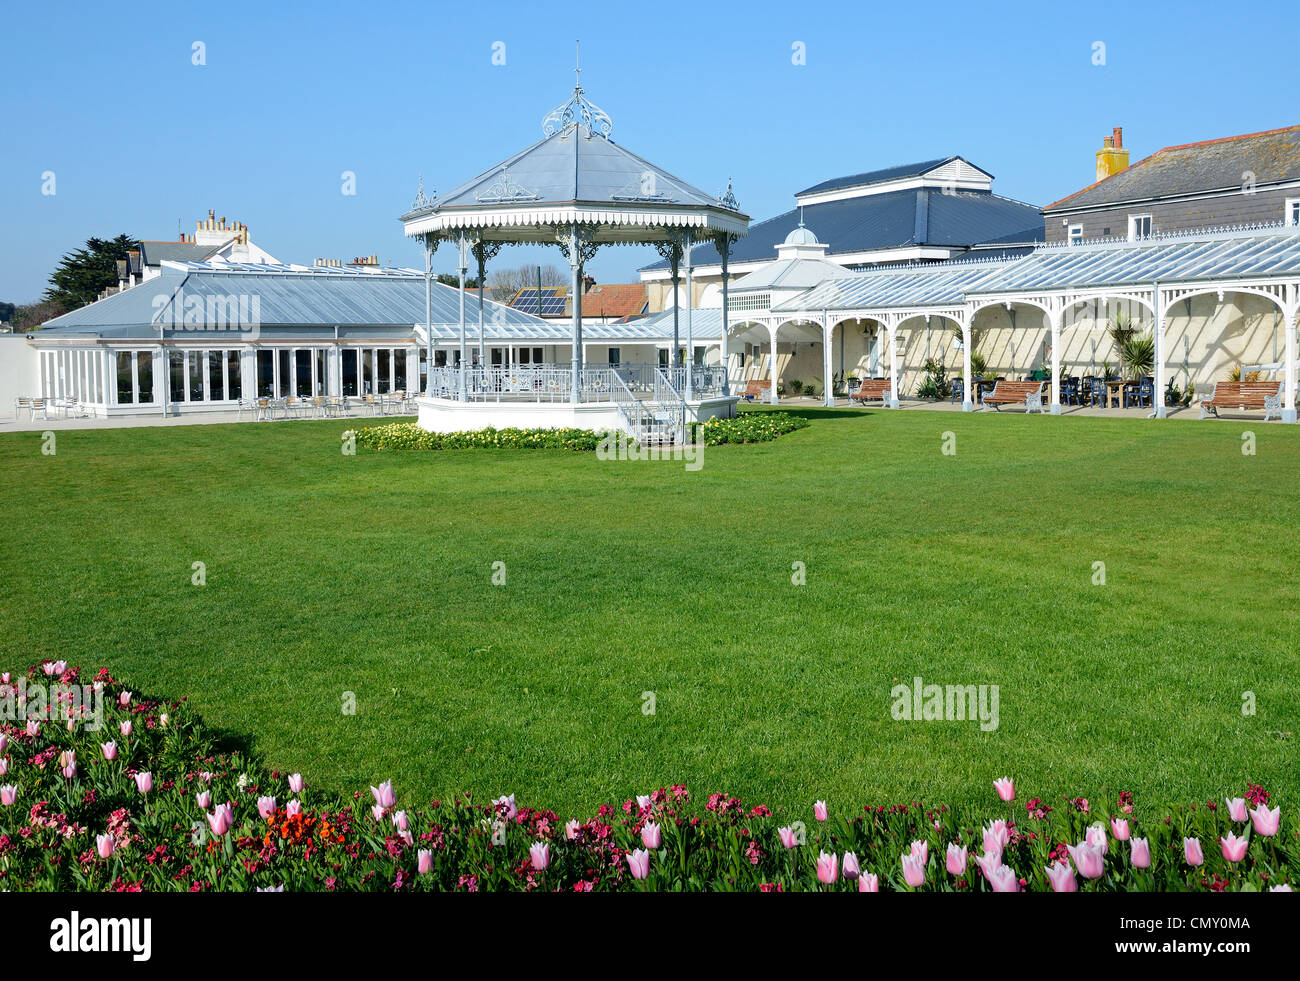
(1286, 198, 1300, 228)
(1068, 224, 1083, 246)
(1128, 214, 1153, 241)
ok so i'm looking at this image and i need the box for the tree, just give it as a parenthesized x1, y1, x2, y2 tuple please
(11, 299, 68, 332)
(0, 301, 15, 323)
(487, 264, 566, 302)
(44, 234, 141, 310)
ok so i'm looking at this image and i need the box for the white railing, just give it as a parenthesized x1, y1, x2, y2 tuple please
(424, 365, 618, 403)
(663, 365, 727, 398)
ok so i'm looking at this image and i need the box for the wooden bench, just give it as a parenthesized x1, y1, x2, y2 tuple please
(849, 378, 892, 406)
(1198, 380, 1282, 421)
(739, 380, 769, 402)
(982, 380, 1047, 413)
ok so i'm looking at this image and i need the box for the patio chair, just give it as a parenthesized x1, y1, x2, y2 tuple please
(255, 398, 272, 422)
(1086, 376, 1106, 408)
(1134, 377, 1155, 409)
(1061, 377, 1080, 406)
(236, 398, 254, 422)
(950, 377, 964, 404)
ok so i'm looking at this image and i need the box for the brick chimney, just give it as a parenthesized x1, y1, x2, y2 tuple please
(1096, 126, 1130, 182)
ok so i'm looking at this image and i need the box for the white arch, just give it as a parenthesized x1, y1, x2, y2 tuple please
(697, 283, 722, 309)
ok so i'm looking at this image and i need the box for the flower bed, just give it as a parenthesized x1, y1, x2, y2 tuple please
(0, 662, 1293, 892)
(689, 411, 809, 445)
(349, 423, 606, 451)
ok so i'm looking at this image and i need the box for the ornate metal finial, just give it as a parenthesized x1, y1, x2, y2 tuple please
(542, 46, 613, 140)
(411, 173, 433, 211)
(717, 176, 740, 212)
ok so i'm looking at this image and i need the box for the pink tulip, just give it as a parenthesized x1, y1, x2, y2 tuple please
(207, 803, 234, 837)
(974, 851, 1002, 881)
(1183, 837, 1204, 866)
(118, 691, 131, 707)
(196, 791, 212, 809)
(1220, 832, 1249, 863)
(1226, 797, 1249, 822)
(119, 721, 131, 737)
(946, 843, 968, 876)
(1046, 861, 1078, 892)
(909, 839, 928, 864)
(565, 819, 581, 840)
(0, 672, 9, 684)
(529, 841, 550, 871)
(100, 741, 117, 761)
(0, 734, 7, 754)
(842, 851, 860, 880)
(398, 829, 414, 847)
(1086, 822, 1109, 855)
(858, 872, 879, 892)
(133, 771, 153, 794)
(198, 771, 213, 784)
(983, 819, 1009, 854)
(1250, 804, 1280, 838)
(371, 780, 396, 810)
(42, 661, 56, 676)
(636, 795, 652, 812)
(0, 758, 7, 776)
(257, 796, 277, 820)
(993, 777, 1015, 802)
(26, 721, 39, 737)
(96, 833, 115, 859)
(640, 821, 662, 849)
(816, 851, 838, 884)
(390, 810, 409, 832)
(417, 849, 433, 875)
(988, 864, 1020, 892)
(626, 848, 651, 880)
(0, 785, 17, 806)
(492, 793, 517, 820)
(286, 800, 302, 818)
(813, 800, 828, 822)
(287, 773, 304, 793)
(901, 852, 926, 888)
(777, 826, 798, 849)
(1269, 884, 1293, 892)
(1130, 837, 1151, 869)
(1110, 817, 1130, 841)
(371, 804, 387, 823)
(1066, 841, 1105, 879)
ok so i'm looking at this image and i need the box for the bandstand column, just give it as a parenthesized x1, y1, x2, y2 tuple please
(684, 230, 694, 399)
(568, 223, 582, 404)
(423, 235, 434, 396)
(719, 235, 732, 398)
(456, 233, 469, 402)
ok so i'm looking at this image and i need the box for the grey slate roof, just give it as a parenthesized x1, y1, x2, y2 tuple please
(418, 125, 725, 212)
(138, 241, 222, 265)
(643, 188, 1042, 270)
(35, 263, 551, 338)
(796, 156, 990, 196)
(1045, 125, 1300, 213)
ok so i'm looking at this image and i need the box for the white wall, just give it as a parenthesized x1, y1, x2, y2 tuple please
(0, 336, 40, 419)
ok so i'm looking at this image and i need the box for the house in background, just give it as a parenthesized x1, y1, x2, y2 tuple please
(1044, 125, 1300, 244)
(640, 156, 1044, 311)
(116, 210, 280, 290)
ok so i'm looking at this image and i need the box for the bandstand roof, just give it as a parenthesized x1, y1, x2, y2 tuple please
(400, 84, 748, 245)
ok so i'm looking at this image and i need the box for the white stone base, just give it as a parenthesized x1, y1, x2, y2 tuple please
(415, 395, 739, 435)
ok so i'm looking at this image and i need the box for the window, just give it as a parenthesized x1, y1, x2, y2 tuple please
(1068, 225, 1083, 246)
(693, 346, 706, 365)
(226, 350, 242, 400)
(394, 350, 407, 390)
(208, 351, 225, 401)
(169, 351, 185, 403)
(607, 347, 620, 366)
(1287, 198, 1300, 227)
(117, 351, 134, 404)
(1128, 214, 1152, 240)
(257, 350, 275, 397)
(342, 349, 358, 395)
(187, 351, 205, 401)
(137, 352, 153, 403)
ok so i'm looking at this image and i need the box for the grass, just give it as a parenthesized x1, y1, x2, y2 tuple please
(1, 407, 1296, 817)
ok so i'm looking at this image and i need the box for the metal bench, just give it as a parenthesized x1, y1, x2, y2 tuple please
(1198, 380, 1282, 421)
(982, 380, 1047, 413)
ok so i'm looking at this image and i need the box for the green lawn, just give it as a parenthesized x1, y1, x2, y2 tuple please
(1, 408, 1296, 816)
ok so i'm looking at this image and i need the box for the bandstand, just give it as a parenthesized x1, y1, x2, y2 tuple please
(399, 69, 749, 443)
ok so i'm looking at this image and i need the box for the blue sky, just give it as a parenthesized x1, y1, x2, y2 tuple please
(2, 0, 1296, 302)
